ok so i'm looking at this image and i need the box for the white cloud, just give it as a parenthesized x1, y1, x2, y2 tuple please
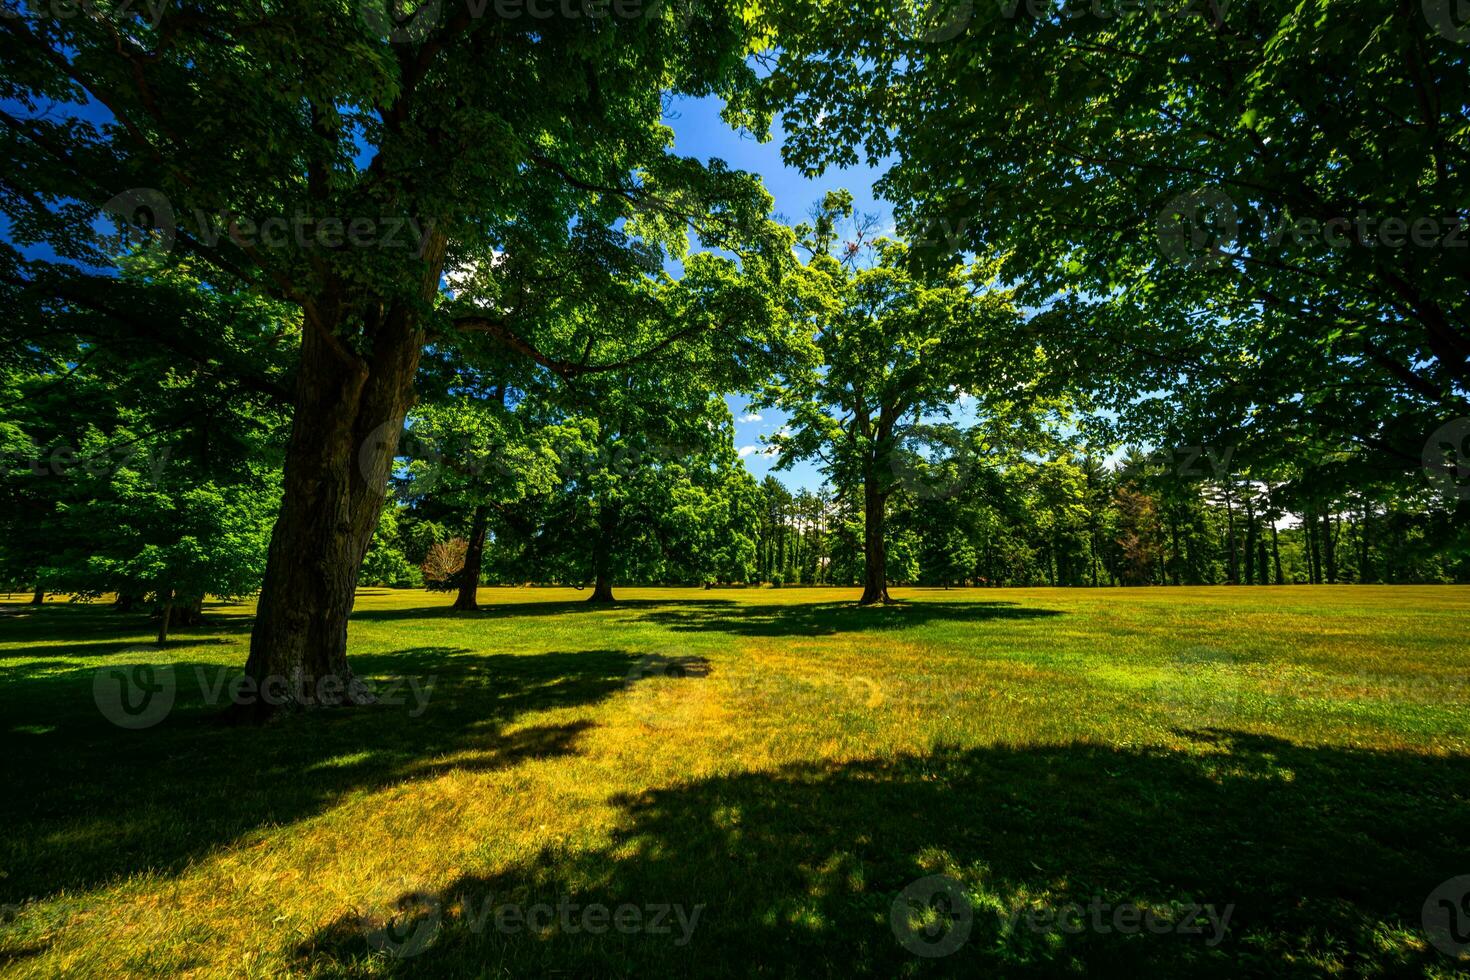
(738, 445, 760, 458)
(739, 412, 763, 423)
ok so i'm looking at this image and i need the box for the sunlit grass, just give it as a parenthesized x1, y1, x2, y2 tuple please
(1, 586, 1467, 977)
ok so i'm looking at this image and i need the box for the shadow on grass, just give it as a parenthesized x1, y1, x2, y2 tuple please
(347, 598, 730, 622)
(351, 598, 1064, 638)
(637, 600, 1063, 637)
(0, 599, 252, 662)
(300, 732, 1469, 978)
(0, 642, 639, 907)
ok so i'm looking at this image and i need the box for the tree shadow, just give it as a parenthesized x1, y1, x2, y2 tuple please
(300, 732, 1469, 977)
(636, 600, 1064, 637)
(0, 645, 640, 907)
(348, 598, 740, 623)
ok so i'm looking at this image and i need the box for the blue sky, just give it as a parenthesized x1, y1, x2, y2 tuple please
(662, 94, 893, 492)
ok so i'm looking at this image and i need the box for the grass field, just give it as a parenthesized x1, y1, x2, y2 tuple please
(2, 586, 1468, 977)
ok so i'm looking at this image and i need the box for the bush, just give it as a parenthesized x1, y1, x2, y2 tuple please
(421, 538, 469, 591)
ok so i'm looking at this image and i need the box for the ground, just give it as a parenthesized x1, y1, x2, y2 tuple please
(1, 586, 1467, 977)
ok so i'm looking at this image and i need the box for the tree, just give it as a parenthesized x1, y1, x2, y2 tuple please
(746, 0, 1469, 509)
(3, 2, 789, 714)
(761, 194, 1031, 603)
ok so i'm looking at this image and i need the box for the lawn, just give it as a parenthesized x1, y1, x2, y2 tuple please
(1, 586, 1468, 977)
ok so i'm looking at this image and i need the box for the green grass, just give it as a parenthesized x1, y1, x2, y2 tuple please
(1, 586, 1468, 977)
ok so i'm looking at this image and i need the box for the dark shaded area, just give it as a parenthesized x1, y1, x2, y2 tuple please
(301, 733, 1470, 977)
(637, 600, 1063, 637)
(352, 597, 1064, 638)
(0, 624, 638, 907)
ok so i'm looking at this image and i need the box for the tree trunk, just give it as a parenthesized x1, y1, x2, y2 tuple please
(30, 585, 44, 605)
(1222, 481, 1238, 584)
(114, 591, 144, 612)
(1322, 510, 1338, 584)
(240, 298, 429, 719)
(156, 589, 173, 646)
(1270, 519, 1283, 585)
(587, 510, 618, 603)
(453, 505, 489, 611)
(859, 479, 890, 605)
(1243, 496, 1257, 586)
(1307, 514, 1321, 584)
(170, 596, 205, 626)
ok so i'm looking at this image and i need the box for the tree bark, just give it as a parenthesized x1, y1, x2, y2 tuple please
(1270, 519, 1283, 585)
(1222, 480, 1238, 584)
(1243, 496, 1257, 586)
(859, 479, 891, 605)
(30, 586, 44, 605)
(453, 505, 489, 611)
(156, 589, 173, 646)
(587, 509, 617, 603)
(239, 296, 429, 719)
(1322, 510, 1338, 584)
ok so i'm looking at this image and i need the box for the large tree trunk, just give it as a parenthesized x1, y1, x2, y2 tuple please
(30, 585, 44, 605)
(239, 303, 427, 719)
(859, 479, 890, 605)
(453, 505, 489, 611)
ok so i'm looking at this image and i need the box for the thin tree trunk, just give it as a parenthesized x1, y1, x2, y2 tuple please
(1323, 509, 1338, 584)
(1243, 496, 1257, 586)
(1223, 481, 1238, 584)
(1270, 519, 1283, 585)
(453, 505, 489, 611)
(156, 589, 173, 646)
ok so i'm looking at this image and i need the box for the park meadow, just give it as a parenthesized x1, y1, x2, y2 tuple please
(3, 584, 1468, 977)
